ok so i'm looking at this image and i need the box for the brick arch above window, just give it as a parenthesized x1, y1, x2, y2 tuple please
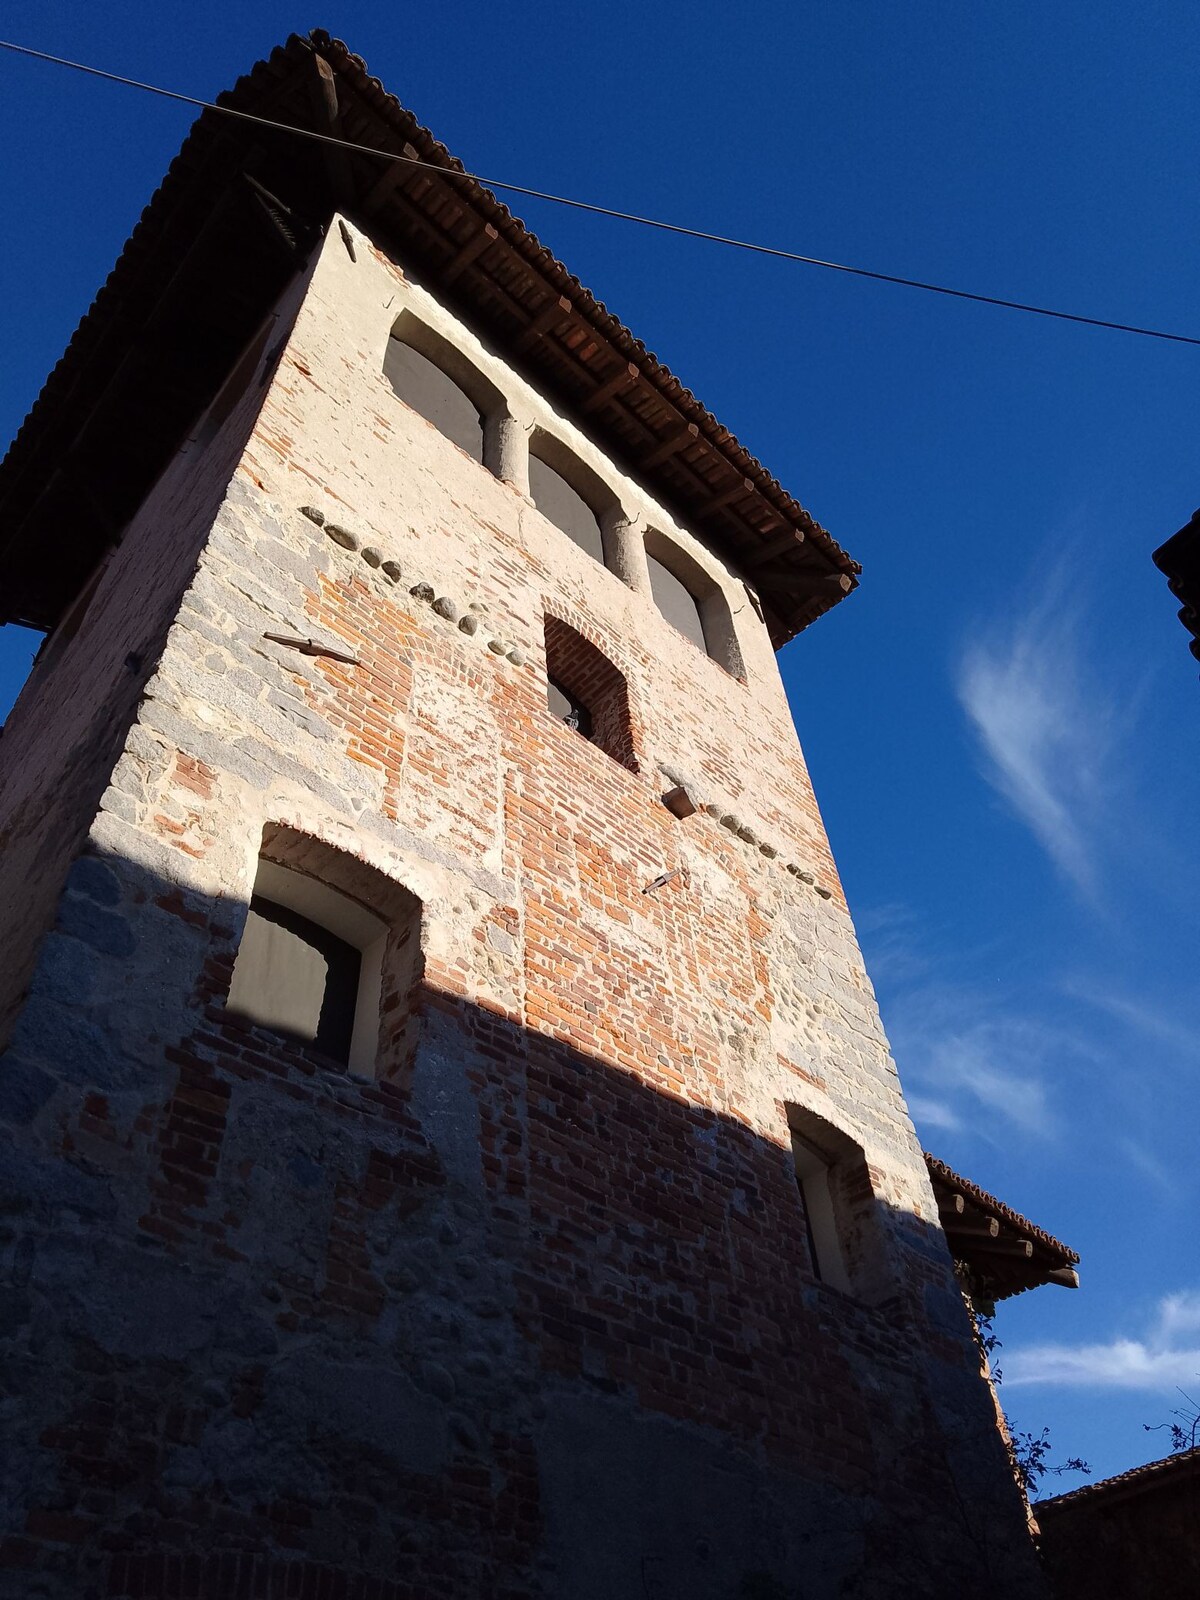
(542, 613, 639, 773)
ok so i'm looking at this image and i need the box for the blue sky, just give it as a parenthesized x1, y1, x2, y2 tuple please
(2, 2, 1197, 1489)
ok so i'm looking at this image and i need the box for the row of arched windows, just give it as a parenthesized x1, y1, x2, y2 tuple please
(382, 315, 745, 679)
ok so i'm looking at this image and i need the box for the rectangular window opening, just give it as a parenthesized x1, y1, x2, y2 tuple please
(226, 854, 395, 1076)
(791, 1131, 853, 1295)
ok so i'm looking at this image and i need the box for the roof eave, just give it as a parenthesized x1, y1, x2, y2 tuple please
(0, 29, 858, 645)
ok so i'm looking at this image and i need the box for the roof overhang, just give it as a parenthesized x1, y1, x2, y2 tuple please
(925, 1152, 1080, 1302)
(0, 29, 858, 647)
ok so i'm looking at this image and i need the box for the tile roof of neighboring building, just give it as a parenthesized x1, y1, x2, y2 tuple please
(1037, 1447, 1200, 1515)
(0, 29, 858, 648)
(925, 1153, 1079, 1301)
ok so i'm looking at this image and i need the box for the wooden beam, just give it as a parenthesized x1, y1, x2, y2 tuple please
(581, 361, 640, 415)
(442, 222, 499, 285)
(937, 1194, 966, 1217)
(765, 571, 854, 596)
(307, 53, 356, 202)
(748, 526, 808, 566)
(707, 476, 755, 514)
(972, 1236, 1035, 1259)
(514, 295, 573, 354)
(1048, 1267, 1080, 1288)
(359, 141, 423, 214)
(641, 422, 699, 470)
(949, 1218, 1001, 1240)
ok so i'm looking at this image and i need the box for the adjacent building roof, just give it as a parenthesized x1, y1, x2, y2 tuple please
(1153, 509, 1200, 668)
(1037, 1447, 1200, 1517)
(0, 29, 858, 648)
(925, 1153, 1080, 1301)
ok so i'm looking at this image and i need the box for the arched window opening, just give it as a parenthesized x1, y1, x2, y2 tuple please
(643, 529, 746, 678)
(544, 616, 637, 771)
(225, 826, 422, 1080)
(528, 434, 610, 566)
(786, 1104, 886, 1302)
(791, 1130, 853, 1295)
(383, 315, 494, 464)
(646, 552, 707, 655)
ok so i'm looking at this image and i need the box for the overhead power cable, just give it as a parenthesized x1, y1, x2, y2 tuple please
(2, 35, 1198, 349)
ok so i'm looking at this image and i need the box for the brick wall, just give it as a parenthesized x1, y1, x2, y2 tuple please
(0, 218, 1046, 1598)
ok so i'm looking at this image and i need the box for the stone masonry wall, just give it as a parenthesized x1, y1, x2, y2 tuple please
(0, 219, 1046, 1598)
(0, 263, 309, 1055)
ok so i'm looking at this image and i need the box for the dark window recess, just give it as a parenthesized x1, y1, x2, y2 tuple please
(226, 895, 361, 1063)
(547, 677, 594, 740)
(383, 338, 485, 462)
(528, 453, 605, 565)
(543, 615, 637, 771)
(790, 1126, 854, 1295)
(646, 552, 708, 655)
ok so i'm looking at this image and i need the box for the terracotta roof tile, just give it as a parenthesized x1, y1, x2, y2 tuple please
(1037, 1447, 1200, 1513)
(925, 1154, 1079, 1263)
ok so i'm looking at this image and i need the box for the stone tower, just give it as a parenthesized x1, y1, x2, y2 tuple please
(0, 32, 1045, 1600)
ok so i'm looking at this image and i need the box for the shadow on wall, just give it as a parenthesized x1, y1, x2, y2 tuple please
(0, 844, 1041, 1600)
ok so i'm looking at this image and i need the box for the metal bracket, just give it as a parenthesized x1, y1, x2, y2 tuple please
(263, 632, 359, 666)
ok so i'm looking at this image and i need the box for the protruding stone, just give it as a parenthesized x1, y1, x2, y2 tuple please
(325, 523, 358, 551)
(298, 505, 325, 526)
(487, 638, 507, 654)
(662, 785, 698, 820)
(432, 596, 459, 621)
(458, 613, 480, 636)
(409, 581, 435, 603)
(704, 802, 723, 817)
(381, 561, 402, 583)
(505, 647, 525, 666)
(720, 814, 740, 832)
(798, 870, 815, 885)
(449, 1412, 481, 1451)
(736, 825, 757, 844)
(420, 1360, 456, 1402)
(815, 885, 833, 899)
(759, 842, 778, 858)
(360, 546, 383, 568)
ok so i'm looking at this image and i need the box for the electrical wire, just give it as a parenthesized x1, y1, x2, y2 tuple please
(2, 35, 1198, 349)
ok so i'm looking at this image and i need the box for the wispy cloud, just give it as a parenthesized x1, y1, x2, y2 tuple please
(1006, 1292, 1200, 1390)
(1064, 979, 1200, 1058)
(854, 902, 933, 985)
(956, 569, 1118, 898)
(905, 1094, 963, 1133)
(888, 983, 1068, 1144)
(1119, 1138, 1184, 1202)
